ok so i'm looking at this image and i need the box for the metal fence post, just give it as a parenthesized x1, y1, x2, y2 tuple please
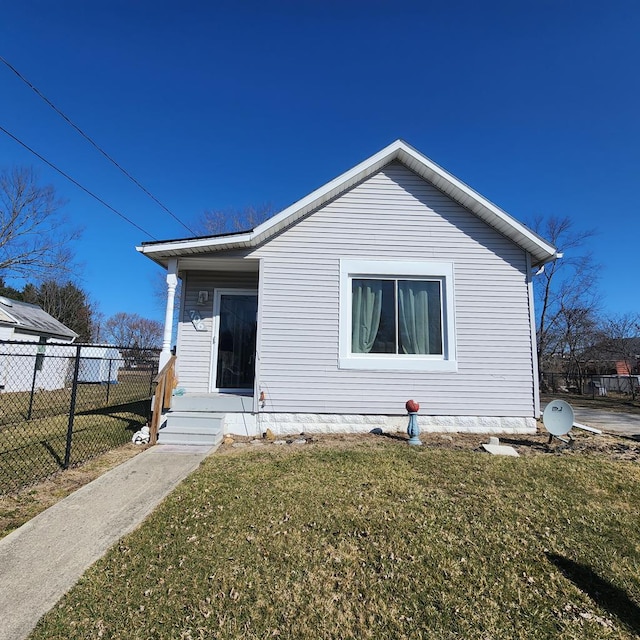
(27, 354, 38, 420)
(106, 358, 113, 405)
(148, 363, 155, 398)
(63, 344, 82, 469)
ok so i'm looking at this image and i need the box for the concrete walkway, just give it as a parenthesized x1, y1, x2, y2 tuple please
(0, 444, 215, 640)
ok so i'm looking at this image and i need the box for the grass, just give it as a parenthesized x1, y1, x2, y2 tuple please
(0, 370, 155, 426)
(0, 409, 147, 494)
(0, 443, 145, 538)
(0, 371, 155, 493)
(29, 436, 640, 640)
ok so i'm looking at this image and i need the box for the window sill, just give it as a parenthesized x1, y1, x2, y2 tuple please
(338, 357, 458, 372)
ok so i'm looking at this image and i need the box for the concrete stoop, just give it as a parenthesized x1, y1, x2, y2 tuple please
(157, 393, 254, 446)
(158, 411, 224, 447)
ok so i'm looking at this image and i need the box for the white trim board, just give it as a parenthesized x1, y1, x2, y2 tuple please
(138, 140, 559, 269)
(338, 259, 457, 373)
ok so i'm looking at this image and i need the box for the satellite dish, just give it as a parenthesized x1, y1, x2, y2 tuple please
(542, 400, 575, 436)
(0, 296, 13, 307)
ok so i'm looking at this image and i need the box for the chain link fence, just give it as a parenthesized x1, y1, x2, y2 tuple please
(0, 340, 160, 495)
(541, 371, 640, 397)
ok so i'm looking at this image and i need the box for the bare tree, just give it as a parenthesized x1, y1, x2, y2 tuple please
(530, 215, 601, 382)
(103, 312, 163, 349)
(133, 317, 163, 350)
(196, 203, 275, 236)
(90, 308, 105, 343)
(600, 313, 640, 399)
(557, 306, 601, 394)
(0, 167, 80, 280)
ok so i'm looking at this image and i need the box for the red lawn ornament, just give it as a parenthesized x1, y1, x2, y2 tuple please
(405, 399, 420, 413)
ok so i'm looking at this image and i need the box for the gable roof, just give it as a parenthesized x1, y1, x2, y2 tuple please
(138, 139, 559, 268)
(0, 296, 78, 341)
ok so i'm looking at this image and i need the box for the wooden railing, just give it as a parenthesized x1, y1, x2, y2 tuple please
(149, 355, 176, 445)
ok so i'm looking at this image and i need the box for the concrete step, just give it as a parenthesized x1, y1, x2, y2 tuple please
(157, 431, 223, 446)
(164, 411, 225, 429)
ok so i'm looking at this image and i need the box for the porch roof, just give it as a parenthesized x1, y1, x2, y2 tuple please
(137, 140, 559, 268)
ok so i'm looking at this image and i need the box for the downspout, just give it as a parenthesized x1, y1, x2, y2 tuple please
(253, 259, 263, 414)
(529, 250, 563, 418)
(526, 253, 541, 419)
(159, 258, 178, 370)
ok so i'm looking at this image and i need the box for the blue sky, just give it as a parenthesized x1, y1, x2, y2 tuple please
(1, 1, 638, 323)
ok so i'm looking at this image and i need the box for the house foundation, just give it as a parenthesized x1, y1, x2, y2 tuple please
(225, 412, 536, 437)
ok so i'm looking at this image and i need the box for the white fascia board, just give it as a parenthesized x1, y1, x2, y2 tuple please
(251, 141, 404, 242)
(252, 139, 556, 263)
(136, 232, 254, 256)
(136, 139, 557, 266)
(136, 142, 405, 263)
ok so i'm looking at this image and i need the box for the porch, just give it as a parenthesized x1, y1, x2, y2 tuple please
(157, 392, 256, 446)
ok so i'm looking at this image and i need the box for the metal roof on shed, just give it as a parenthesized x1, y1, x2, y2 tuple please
(0, 297, 78, 340)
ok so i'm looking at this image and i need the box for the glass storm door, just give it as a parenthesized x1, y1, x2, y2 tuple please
(213, 291, 258, 391)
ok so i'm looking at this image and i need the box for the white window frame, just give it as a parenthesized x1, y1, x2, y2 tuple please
(339, 259, 457, 372)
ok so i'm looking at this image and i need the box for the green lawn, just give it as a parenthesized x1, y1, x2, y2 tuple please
(30, 438, 640, 639)
(540, 392, 640, 416)
(0, 371, 154, 493)
(0, 370, 155, 425)
(0, 410, 147, 493)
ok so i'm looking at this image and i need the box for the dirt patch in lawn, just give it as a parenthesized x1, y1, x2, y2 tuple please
(220, 427, 640, 463)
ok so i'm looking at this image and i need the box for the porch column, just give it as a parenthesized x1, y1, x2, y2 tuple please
(159, 258, 178, 370)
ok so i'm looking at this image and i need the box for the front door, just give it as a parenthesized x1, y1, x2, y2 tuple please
(212, 290, 258, 392)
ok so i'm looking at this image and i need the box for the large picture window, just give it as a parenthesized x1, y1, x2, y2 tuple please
(352, 279, 442, 355)
(340, 260, 457, 372)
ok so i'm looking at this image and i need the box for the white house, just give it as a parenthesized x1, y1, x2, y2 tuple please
(138, 140, 558, 444)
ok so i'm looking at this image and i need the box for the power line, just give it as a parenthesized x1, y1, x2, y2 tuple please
(0, 124, 157, 240)
(0, 56, 196, 235)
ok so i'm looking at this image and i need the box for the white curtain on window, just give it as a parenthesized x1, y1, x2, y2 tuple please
(352, 280, 383, 353)
(398, 281, 431, 354)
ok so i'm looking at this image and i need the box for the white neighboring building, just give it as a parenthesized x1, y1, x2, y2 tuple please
(0, 296, 78, 392)
(77, 345, 124, 384)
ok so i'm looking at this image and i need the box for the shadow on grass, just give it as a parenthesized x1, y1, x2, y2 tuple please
(500, 437, 549, 450)
(41, 440, 64, 468)
(546, 552, 640, 633)
(371, 430, 408, 442)
(1, 401, 150, 494)
(76, 399, 151, 423)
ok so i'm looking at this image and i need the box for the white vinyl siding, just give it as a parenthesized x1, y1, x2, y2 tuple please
(178, 270, 258, 392)
(250, 162, 534, 417)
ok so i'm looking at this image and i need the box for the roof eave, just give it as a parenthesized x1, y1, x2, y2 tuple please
(136, 233, 254, 267)
(136, 139, 558, 267)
